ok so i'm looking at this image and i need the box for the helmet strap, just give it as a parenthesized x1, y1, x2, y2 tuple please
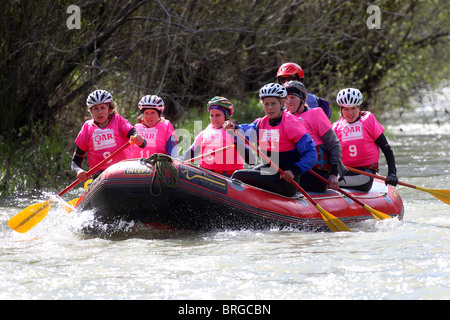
(292, 100, 306, 115)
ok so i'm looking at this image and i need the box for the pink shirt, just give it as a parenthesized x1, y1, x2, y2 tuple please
(332, 111, 384, 167)
(290, 107, 331, 146)
(194, 124, 243, 171)
(130, 120, 175, 158)
(258, 111, 307, 152)
(74, 114, 133, 171)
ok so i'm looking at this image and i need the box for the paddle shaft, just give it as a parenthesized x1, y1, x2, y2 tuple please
(186, 144, 235, 163)
(58, 140, 132, 197)
(346, 166, 450, 205)
(307, 169, 392, 219)
(346, 166, 415, 189)
(308, 169, 368, 208)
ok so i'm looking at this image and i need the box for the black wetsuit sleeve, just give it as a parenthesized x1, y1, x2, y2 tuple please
(127, 128, 137, 139)
(321, 128, 343, 176)
(71, 146, 86, 174)
(127, 128, 147, 148)
(375, 133, 396, 175)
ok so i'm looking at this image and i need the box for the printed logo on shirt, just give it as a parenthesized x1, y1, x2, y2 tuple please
(201, 133, 222, 147)
(260, 129, 280, 151)
(342, 122, 363, 141)
(92, 128, 117, 151)
(140, 127, 158, 147)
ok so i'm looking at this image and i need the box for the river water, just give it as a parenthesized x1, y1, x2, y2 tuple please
(0, 92, 449, 301)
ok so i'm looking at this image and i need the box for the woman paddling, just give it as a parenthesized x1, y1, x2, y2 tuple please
(332, 88, 398, 191)
(180, 96, 255, 177)
(130, 95, 177, 158)
(283, 80, 346, 192)
(224, 83, 317, 197)
(71, 90, 146, 181)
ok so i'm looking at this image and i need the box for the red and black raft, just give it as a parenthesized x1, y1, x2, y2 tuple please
(73, 157, 404, 235)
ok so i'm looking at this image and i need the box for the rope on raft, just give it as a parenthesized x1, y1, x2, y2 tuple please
(142, 153, 179, 196)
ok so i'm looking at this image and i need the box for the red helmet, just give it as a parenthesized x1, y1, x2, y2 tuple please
(276, 62, 304, 83)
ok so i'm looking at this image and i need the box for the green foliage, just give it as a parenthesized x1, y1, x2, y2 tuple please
(0, 121, 73, 196)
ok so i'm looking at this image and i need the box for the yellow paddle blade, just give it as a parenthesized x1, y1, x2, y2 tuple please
(315, 204, 350, 232)
(84, 179, 93, 190)
(8, 200, 54, 233)
(416, 187, 450, 205)
(363, 204, 392, 220)
(63, 198, 80, 213)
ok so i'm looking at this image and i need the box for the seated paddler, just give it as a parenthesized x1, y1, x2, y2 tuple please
(180, 96, 255, 177)
(223, 83, 317, 197)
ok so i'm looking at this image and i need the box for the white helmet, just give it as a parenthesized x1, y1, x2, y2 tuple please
(336, 88, 363, 108)
(86, 90, 113, 107)
(259, 83, 287, 99)
(138, 95, 165, 112)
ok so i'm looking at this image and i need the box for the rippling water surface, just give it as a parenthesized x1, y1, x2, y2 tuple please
(1, 99, 449, 300)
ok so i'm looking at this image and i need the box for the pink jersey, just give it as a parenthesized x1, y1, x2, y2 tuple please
(291, 107, 331, 146)
(258, 111, 307, 152)
(332, 111, 384, 168)
(194, 124, 243, 171)
(74, 114, 133, 171)
(290, 107, 332, 170)
(130, 120, 175, 158)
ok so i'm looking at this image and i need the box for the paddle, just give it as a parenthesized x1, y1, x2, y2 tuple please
(346, 166, 450, 205)
(185, 144, 235, 163)
(232, 129, 350, 232)
(63, 197, 80, 213)
(307, 169, 392, 220)
(8, 139, 134, 233)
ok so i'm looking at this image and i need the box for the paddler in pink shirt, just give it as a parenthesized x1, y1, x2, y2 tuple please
(283, 80, 346, 192)
(223, 83, 317, 198)
(71, 90, 146, 181)
(129, 95, 177, 158)
(180, 96, 255, 176)
(332, 88, 398, 191)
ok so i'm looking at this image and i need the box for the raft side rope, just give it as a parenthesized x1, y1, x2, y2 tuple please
(142, 153, 179, 196)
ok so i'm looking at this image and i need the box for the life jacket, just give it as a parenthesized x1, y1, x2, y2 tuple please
(130, 119, 176, 158)
(195, 124, 243, 172)
(332, 111, 384, 170)
(291, 107, 331, 170)
(314, 144, 330, 170)
(74, 114, 133, 171)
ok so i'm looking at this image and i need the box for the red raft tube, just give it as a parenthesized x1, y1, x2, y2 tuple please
(73, 157, 404, 236)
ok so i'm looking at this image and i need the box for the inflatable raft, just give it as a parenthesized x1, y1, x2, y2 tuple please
(74, 157, 404, 235)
